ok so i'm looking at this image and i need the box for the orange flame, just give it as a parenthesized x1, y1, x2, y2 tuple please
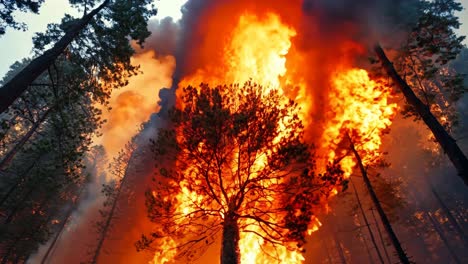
(321, 69, 397, 177)
(153, 8, 397, 264)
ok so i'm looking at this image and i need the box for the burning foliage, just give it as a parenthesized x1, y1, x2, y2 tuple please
(135, 4, 401, 263)
(1, 0, 466, 263)
(137, 82, 344, 263)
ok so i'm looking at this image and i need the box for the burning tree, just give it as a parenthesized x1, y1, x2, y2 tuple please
(137, 82, 342, 263)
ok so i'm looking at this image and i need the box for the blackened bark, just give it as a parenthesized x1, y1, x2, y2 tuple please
(221, 213, 240, 264)
(3, 186, 35, 224)
(426, 211, 461, 264)
(348, 136, 411, 264)
(321, 236, 333, 264)
(0, 158, 38, 207)
(430, 186, 468, 247)
(333, 232, 347, 264)
(0, 0, 110, 114)
(90, 150, 134, 264)
(351, 179, 384, 264)
(41, 186, 85, 264)
(374, 44, 468, 186)
(371, 208, 392, 264)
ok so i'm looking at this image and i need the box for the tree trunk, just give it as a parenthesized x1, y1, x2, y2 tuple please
(406, 189, 440, 261)
(1, 198, 53, 263)
(90, 149, 134, 264)
(430, 186, 468, 247)
(221, 213, 240, 264)
(0, 107, 51, 171)
(3, 186, 35, 224)
(333, 232, 347, 264)
(0, 0, 110, 114)
(1, 235, 20, 264)
(348, 135, 411, 264)
(361, 227, 375, 264)
(0, 157, 38, 207)
(351, 179, 384, 264)
(370, 207, 392, 264)
(41, 186, 85, 264)
(426, 211, 461, 264)
(374, 44, 468, 185)
(320, 233, 333, 264)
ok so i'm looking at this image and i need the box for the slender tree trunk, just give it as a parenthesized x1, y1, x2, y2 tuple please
(319, 232, 333, 264)
(410, 187, 463, 263)
(430, 186, 468, 246)
(0, 158, 38, 207)
(0, 0, 110, 114)
(333, 232, 347, 264)
(426, 211, 461, 264)
(406, 189, 439, 261)
(374, 44, 468, 185)
(1, 235, 20, 264)
(349, 211, 374, 263)
(370, 208, 392, 264)
(0, 107, 51, 171)
(361, 227, 375, 264)
(221, 212, 240, 264)
(1, 198, 53, 263)
(41, 186, 85, 264)
(351, 179, 385, 264)
(348, 135, 411, 264)
(3, 186, 35, 224)
(90, 150, 134, 264)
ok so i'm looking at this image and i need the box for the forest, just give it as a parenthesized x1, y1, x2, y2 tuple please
(0, 0, 467, 263)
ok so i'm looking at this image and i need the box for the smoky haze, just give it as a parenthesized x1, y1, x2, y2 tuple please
(30, 0, 468, 263)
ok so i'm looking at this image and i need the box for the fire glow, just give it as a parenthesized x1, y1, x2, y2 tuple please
(152, 7, 397, 264)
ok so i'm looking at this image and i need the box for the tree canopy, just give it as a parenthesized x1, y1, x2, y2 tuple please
(0, 54, 105, 263)
(0, 0, 45, 36)
(137, 82, 344, 263)
(0, 0, 157, 114)
(393, 0, 466, 130)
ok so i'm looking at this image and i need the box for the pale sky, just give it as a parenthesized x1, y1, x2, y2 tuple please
(0, 0, 188, 80)
(0, 0, 467, 80)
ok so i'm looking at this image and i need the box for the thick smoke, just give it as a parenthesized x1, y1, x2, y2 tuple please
(143, 17, 181, 57)
(29, 48, 175, 263)
(32, 0, 468, 263)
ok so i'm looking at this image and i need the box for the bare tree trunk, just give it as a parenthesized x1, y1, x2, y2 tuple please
(90, 149, 134, 264)
(41, 186, 85, 264)
(1, 198, 53, 263)
(348, 135, 411, 264)
(221, 212, 240, 264)
(430, 186, 468, 246)
(0, 0, 110, 114)
(406, 189, 440, 261)
(374, 44, 468, 185)
(361, 227, 375, 264)
(0, 158, 38, 207)
(410, 186, 463, 263)
(320, 233, 334, 264)
(426, 211, 461, 264)
(351, 179, 384, 264)
(3, 186, 35, 224)
(333, 232, 347, 264)
(0, 107, 51, 171)
(1, 235, 20, 264)
(371, 208, 392, 264)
